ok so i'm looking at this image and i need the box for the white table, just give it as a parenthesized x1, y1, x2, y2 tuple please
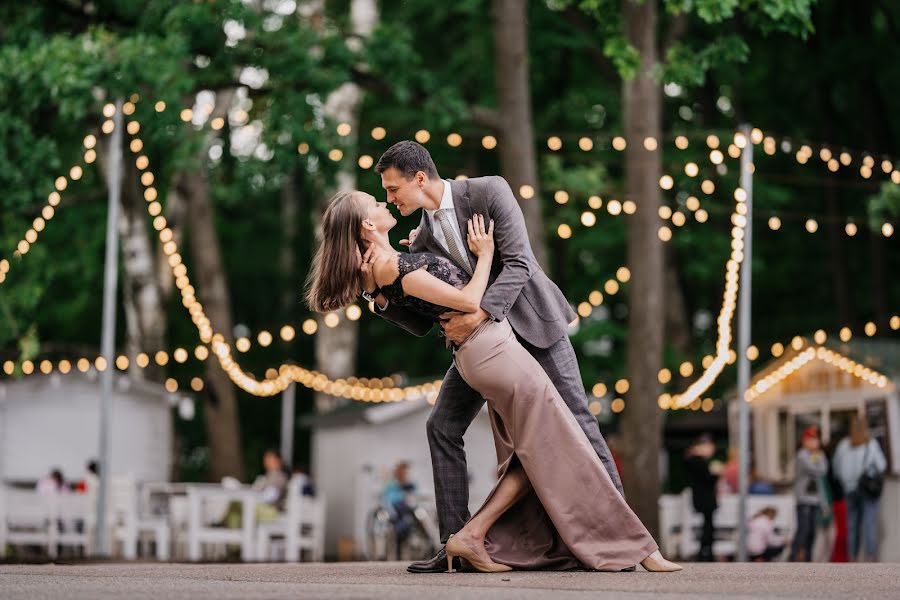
(186, 484, 259, 562)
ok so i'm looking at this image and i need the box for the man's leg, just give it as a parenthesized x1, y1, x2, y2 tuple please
(426, 364, 486, 542)
(699, 509, 715, 561)
(521, 333, 625, 496)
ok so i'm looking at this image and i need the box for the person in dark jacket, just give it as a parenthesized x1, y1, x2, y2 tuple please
(685, 433, 720, 561)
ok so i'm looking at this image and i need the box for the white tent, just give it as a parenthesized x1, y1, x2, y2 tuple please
(0, 371, 175, 485)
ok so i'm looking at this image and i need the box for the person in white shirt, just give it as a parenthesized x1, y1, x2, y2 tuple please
(746, 507, 786, 561)
(35, 468, 66, 495)
(832, 415, 888, 561)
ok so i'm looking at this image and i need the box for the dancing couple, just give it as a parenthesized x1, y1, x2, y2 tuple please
(306, 141, 681, 573)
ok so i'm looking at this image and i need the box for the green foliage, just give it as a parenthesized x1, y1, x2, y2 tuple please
(868, 182, 900, 231)
(603, 36, 642, 81)
(1, 0, 897, 480)
(659, 36, 749, 87)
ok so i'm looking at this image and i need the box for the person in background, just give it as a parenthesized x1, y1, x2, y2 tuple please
(746, 506, 785, 562)
(382, 461, 418, 550)
(826, 439, 848, 562)
(748, 469, 776, 495)
(36, 468, 66, 495)
(789, 426, 829, 561)
(74, 460, 99, 495)
(684, 433, 720, 561)
(291, 464, 316, 497)
(833, 415, 887, 561)
(225, 448, 289, 529)
(252, 448, 289, 512)
(720, 447, 740, 494)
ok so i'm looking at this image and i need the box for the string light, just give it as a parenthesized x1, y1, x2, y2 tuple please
(669, 164, 749, 409)
(6, 106, 898, 407)
(7, 316, 895, 411)
(746, 344, 889, 401)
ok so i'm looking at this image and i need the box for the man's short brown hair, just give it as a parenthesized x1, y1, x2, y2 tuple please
(375, 140, 439, 179)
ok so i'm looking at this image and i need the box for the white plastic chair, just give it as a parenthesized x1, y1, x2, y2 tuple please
(0, 487, 59, 558)
(255, 477, 326, 562)
(110, 477, 171, 560)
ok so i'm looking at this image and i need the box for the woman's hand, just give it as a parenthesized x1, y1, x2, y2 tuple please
(359, 245, 377, 292)
(400, 227, 419, 247)
(467, 214, 494, 257)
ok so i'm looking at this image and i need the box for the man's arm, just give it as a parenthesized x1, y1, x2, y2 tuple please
(479, 177, 534, 322)
(360, 242, 435, 337)
(372, 293, 436, 337)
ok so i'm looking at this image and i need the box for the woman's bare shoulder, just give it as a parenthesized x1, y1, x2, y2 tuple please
(372, 252, 401, 288)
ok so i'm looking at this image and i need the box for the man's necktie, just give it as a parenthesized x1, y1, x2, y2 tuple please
(435, 209, 474, 275)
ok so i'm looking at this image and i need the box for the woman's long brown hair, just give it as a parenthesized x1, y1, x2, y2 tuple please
(305, 191, 367, 313)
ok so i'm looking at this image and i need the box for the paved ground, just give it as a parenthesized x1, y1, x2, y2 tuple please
(2, 561, 899, 600)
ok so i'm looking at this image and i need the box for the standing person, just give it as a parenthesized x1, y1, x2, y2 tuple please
(833, 415, 887, 561)
(827, 439, 849, 562)
(720, 447, 740, 494)
(789, 426, 829, 561)
(355, 141, 625, 573)
(306, 190, 680, 572)
(746, 507, 786, 562)
(684, 434, 719, 562)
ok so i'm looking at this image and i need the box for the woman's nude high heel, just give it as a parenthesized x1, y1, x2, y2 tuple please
(640, 550, 683, 572)
(445, 534, 512, 573)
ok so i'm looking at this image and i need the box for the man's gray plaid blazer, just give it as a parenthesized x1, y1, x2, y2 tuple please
(375, 176, 624, 542)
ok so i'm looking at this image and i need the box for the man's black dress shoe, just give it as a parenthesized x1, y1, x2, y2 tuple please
(407, 546, 460, 573)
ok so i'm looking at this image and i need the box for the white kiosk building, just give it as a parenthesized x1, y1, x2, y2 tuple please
(728, 338, 900, 560)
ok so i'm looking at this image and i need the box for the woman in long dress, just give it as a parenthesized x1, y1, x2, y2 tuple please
(306, 190, 681, 573)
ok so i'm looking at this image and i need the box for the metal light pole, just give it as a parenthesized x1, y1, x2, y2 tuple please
(94, 99, 124, 556)
(280, 383, 296, 469)
(736, 124, 754, 562)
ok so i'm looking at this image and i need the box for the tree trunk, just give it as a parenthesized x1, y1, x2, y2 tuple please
(823, 177, 851, 325)
(98, 139, 167, 382)
(619, 0, 663, 538)
(854, 0, 892, 325)
(664, 258, 693, 357)
(313, 0, 378, 413)
(280, 168, 301, 314)
(179, 90, 245, 481)
(817, 12, 852, 327)
(118, 162, 167, 381)
(490, 0, 548, 271)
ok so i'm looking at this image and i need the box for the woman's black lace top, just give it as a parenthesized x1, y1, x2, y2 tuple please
(380, 252, 471, 319)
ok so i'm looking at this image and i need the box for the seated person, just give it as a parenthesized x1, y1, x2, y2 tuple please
(746, 507, 785, 561)
(225, 448, 288, 528)
(36, 468, 66, 495)
(382, 461, 417, 545)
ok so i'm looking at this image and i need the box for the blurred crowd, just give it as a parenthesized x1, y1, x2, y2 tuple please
(685, 413, 887, 562)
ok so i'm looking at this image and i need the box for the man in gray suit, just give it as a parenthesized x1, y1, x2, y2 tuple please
(360, 141, 624, 572)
